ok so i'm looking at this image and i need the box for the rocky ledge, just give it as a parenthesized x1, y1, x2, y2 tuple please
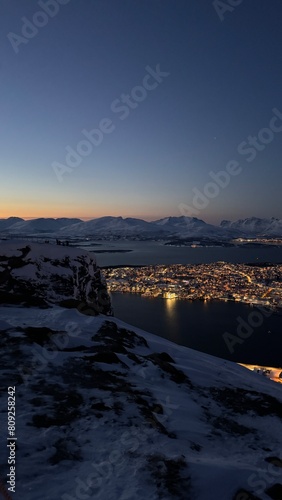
(0, 241, 112, 315)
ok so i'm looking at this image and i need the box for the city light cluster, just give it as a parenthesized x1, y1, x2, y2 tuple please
(103, 262, 282, 310)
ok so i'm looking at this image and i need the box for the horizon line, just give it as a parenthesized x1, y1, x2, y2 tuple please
(0, 215, 279, 224)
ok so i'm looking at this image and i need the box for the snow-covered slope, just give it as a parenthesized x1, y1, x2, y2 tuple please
(0, 217, 24, 231)
(58, 216, 164, 237)
(221, 217, 282, 237)
(153, 216, 235, 239)
(0, 242, 282, 500)
(1, 307, 282, 500)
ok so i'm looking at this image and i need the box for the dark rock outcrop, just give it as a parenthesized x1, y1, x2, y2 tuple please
(0, 242, 112, 314)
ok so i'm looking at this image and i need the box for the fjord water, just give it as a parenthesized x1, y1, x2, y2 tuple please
(89, 240, 282, 267)
(111, 292, 282, 367)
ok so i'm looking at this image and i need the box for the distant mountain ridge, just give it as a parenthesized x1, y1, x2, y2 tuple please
(153, 216, 235, 239)
(1, 217, 83, 234)
(58, 216, 163, 237)
(220, 217, 282, 236)
(0, 216, 24, 230)
(0, 216, 282, 238)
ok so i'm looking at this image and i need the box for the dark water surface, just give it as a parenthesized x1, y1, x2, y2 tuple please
(111, 292, 282, 367)
(89, 240, 282, 267)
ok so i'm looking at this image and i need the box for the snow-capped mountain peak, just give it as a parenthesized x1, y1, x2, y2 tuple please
(220, 217, 282, 236)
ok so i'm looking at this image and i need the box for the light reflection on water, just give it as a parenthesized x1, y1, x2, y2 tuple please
(164, 298, 181, 343)
(111, 292, 282, 366)
(164, 298, 176, 315)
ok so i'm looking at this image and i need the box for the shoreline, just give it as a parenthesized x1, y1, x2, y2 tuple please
(110, 290, 282, 315)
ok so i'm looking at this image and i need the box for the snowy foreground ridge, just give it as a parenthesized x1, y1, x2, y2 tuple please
(0, 243, 282, 500)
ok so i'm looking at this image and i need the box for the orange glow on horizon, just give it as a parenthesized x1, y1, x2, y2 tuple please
(0, 203, 218, 224)
(0, 208, 159, 222)
(0, 202, 174, 222)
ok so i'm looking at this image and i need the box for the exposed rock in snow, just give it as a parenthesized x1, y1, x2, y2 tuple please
(0, 242, 112, 315)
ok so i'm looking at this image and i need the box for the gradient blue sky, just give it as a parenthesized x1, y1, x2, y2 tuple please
(1, 0, 282, 223)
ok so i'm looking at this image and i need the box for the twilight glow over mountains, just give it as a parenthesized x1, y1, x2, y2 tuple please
(1, 1, 282, 222)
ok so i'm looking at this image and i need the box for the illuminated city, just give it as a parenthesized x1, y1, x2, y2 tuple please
(103, 262, 282, 311)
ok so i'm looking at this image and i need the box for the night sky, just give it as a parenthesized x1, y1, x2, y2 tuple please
(1, 0, 282, 223)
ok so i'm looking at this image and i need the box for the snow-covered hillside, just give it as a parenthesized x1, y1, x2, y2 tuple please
(1, 307, 282, 500)
(221, 217, 282, 237)
(0, 217, 24, 231)
(0, 242, 282, 500)
(58, 216, 164, 238)
(153, 216, 235, 239)
(4, 218, 82, 234)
